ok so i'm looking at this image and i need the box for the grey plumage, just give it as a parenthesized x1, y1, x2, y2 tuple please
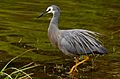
(58, 29, 106, 55)
(38, 5, 107, 56)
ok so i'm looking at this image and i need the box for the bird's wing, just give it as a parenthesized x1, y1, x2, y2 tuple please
(58, 29, 107, 55)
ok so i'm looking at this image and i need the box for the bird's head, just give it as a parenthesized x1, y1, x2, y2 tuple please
(37, 5, 60, 18)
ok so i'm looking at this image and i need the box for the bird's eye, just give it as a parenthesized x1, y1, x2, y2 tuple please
(48, 8, 51, 11)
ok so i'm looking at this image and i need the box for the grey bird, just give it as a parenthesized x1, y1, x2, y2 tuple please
(37, 5, 107, 75)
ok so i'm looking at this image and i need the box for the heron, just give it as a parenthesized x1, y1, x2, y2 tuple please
(37, 5, 107, 75)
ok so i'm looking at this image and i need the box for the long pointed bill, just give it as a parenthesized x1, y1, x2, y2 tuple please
(37, 11, 48, 18)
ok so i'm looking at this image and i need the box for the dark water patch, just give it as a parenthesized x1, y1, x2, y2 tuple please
(0, 50, 8, 54)
(10, 42, 63, 56)
(13, 57, 33, 63)
(7, 34, 23, 37)
(32, 49, 63, 56)
(93, 55, 120, 79)
(0, 36, 8, 42)
(0, 51, 14, 63)
(11, 42, 35, 49)
(106, 3, 120, 9)
(0, 62, 32, 69)
(0, 27, 10, 30)
(106, 25, 120, 31)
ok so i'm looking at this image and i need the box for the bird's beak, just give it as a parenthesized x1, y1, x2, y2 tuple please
(37, 10, 48, 18)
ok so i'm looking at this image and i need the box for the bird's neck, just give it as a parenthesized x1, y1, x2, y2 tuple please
(48, 12, 60, 33)
(48, 12, 60, 46)
(50, 12, 60, 24)
(49, 12, 60, 27)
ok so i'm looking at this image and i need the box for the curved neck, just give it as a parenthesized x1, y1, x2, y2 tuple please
(49, 12, 60, 28)
(48, 11, 60, 46)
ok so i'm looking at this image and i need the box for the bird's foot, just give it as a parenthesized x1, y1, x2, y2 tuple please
(69, 56, 89, 76)
(74, 57, 80, 64)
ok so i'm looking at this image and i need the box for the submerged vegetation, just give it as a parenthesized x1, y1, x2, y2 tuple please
(0, 0, 120, 79)
(0, 49, 39, 79)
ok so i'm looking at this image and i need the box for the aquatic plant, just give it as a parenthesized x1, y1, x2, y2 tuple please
(0, 49, 39, 79)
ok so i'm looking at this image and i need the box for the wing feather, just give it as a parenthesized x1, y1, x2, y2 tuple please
(58, 29, 107, 55)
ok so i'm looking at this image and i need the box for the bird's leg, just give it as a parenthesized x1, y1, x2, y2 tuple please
(69, 56, 89, 74)
(73, 57, 80, 72)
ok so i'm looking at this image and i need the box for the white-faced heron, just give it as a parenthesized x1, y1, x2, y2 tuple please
(37, 5, 107, 75)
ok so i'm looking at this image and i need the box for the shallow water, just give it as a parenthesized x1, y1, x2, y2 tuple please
(0, 0, 120, 79)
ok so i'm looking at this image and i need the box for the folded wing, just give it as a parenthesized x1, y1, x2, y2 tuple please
(58, 29, 107, 55)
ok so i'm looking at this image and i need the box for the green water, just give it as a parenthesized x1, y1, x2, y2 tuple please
(0, 0, 120, 79)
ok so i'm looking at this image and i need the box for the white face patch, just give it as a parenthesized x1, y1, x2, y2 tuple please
(46, 7, 54, 13)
